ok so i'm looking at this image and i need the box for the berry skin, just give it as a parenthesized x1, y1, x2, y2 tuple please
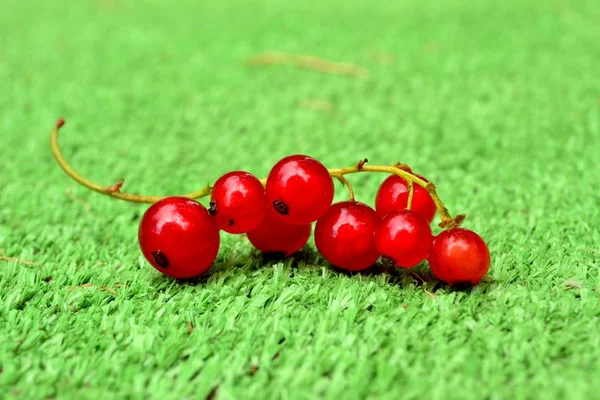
(428, 228, 491, 285)
(209, 171, 267, 234)
(374, 210, 433, 268)
(247, 210, 311, 256)
(314, 201, 380, 271)
(138, 197, 220, 279)
(266, 155, 334, 225)
(375, 174, 436, 223)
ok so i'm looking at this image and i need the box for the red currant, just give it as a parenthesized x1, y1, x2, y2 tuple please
(428, 228, 491, 285)
(314, 201, 380, 271)
(266, 155, 334, 225)
(374, 210, 433, 268)
(138, 197, 220, 279)
(375, 174, 436, 223)
(247, 210, 311, 256)
(209, 171, 266, 234)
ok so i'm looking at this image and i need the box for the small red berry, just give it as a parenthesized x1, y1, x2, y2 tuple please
(374, 210, 433, 268)
(428, 228, 491, 285)
(209, 171, 266, 234)
(266, 155, 334, 225)
(314, 201, 380, 271)
(247, 210, 311, 256)
(138, 197, 220, 279)
(375, 174, 436, 223)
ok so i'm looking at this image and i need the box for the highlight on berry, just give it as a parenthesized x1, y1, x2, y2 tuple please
(50, 119, 491, 287)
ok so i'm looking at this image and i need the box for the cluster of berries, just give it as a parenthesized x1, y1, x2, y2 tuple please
(138, 155, 490, 285)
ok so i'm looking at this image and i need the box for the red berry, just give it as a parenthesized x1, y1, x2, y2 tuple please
(138, 197, 220, 279)
(247, 210, 311, 256)
(209, 171, 266, 234)
(266, 155, 334, 225)
(374, 210, 433, 268)
(375, 174, 436, 223)
(428, 228, 491, 285)
(314, 201, 380, 271)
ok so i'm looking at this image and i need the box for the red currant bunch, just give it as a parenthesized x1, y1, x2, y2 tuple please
(136, 156, 490, 285)
(51, 119, 492, 287)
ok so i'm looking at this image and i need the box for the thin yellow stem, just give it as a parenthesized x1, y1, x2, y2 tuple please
(406, 180, 414, 211)
(328, 163, 455, 226)
(333, 175, 355, 202)
(50, 119, 211, 204)
(50, 120, 460, 227)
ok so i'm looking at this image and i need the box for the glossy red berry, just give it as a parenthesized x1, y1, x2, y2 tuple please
(428, 228, 491, 285)
(266, 155, 334, 225)
(247, 210, 311, 256)
(374, 210, 433, 268)
(375, 174, 436, 223)
(209, 171, 266, 234)
(314, 201, 380, 271)
(138, 197, 220, 279)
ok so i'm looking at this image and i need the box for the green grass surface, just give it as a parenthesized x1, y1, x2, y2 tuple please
(2, 0, 600, 398)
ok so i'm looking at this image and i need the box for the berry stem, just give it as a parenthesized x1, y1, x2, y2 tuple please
(406, 180, 414, 211)
(327, 164, 455, 226)
(333, 175, 355, 202)
(50, 119, 210, 203)
(50, 120, 459, 226)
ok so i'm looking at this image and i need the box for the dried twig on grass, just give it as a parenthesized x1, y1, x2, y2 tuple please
(411, 271, 437, 298)
(247, 52, 369, 77)
(67, 282, 120, 294)
(0, 250, 37, 266)
(299, 99, 333, 112)
(565, 279, 582, 290)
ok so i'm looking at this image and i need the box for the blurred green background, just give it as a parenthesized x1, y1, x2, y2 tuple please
(1, 0, 599, 398)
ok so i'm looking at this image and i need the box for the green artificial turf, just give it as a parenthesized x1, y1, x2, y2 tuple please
(1, 0, 600, 398)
